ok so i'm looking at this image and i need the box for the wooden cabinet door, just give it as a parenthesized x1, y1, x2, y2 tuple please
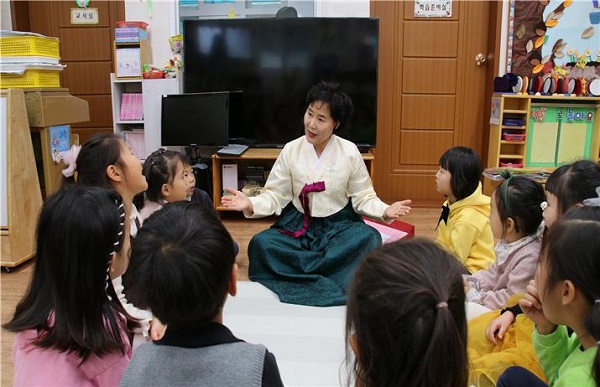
(11, 0, 125, 145)
(371, 1, 500, 206)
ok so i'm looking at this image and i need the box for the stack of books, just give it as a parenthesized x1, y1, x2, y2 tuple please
(122, 129, 145, 159)
(115, 28, 147, 43)
(119, 93, 143, 121)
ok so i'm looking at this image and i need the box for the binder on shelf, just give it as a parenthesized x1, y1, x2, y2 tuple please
(120, 93, 143, 121)
(123, 129, 145, 159)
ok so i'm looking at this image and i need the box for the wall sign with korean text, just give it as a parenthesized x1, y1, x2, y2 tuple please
(71, 8, 99, 25)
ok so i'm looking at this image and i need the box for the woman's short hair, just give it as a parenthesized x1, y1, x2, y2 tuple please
(306, 81, 354, 132)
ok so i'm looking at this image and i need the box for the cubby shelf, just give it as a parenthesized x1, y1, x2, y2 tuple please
(485, 93, 600, 195)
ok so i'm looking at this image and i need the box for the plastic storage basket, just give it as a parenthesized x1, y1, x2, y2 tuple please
(0, 36, 60, 58)
(0, 69, 61, 88)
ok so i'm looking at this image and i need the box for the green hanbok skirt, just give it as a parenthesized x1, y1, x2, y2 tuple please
(248, 202, 381, 306)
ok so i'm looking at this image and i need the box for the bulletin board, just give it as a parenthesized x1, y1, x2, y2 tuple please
(526, 104, 595, 167)
(508, 0, 599, 77)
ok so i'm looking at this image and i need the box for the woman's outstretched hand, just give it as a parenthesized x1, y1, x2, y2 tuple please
(221, 188, 253, 214)
(383, 199, 412, 221)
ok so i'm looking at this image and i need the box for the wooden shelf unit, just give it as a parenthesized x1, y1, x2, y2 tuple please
(485, 94, 600, 194)
(212, 148, 375, 211)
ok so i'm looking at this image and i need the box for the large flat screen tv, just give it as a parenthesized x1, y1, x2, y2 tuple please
(183, 17, 379, 148)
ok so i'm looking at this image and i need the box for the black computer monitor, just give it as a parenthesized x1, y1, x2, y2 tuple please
(161, 91, 237, 147)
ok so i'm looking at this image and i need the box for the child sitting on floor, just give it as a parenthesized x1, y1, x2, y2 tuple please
(435, 146, 495, 273)
(497, 205, 600, 386)
(4, 186, 137, 386)
(121, 202, 284, 386)
(465, 174, 545, 319)
(345, 238, 468, 386)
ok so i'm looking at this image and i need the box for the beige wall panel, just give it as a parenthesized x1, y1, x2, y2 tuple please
(403, 22, 459, 57)
(60, 28, 112, 61)
(401, 95, 455, 130)
(399, 130, 454, 165)
(62, 62, 112, 95)
(402, 58, 457, 94)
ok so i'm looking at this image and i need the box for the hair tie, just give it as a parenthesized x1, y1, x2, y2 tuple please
(582, 187, 600, 207)
(436, 301, 448, 309)
(61, 145, 81, 178)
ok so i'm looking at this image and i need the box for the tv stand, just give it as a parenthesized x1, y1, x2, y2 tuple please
(211, 148, 375, 211)
(357, 146, 372, 154)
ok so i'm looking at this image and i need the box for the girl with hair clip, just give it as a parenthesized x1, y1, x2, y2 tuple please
(465, 174, 545, 319)
(468, 160, 600, 386)
(4, 186, 138, 386)
(485, 160, 600, 343)
(345, 238, 468, 387)
(136, 148, 189, 224)
(497, 204, 600, 387)
(62, 133, 151, 348)
(435, 146, 495, 274)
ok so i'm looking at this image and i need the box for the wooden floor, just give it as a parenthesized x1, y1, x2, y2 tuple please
(0, 208, 439, 385)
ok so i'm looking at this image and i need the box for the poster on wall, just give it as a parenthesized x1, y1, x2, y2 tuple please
(509, 0, 599, 78)
(414, 0, 452, 18)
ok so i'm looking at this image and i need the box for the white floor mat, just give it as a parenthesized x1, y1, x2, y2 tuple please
(223, 281, 348, 387)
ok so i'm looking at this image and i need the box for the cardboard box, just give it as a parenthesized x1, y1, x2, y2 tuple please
(24, 89, 89, 127)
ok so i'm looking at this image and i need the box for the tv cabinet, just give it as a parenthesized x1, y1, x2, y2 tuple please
(212, 148, 375, 211)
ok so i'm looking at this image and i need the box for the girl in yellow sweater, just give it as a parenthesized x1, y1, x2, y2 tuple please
(435, 146, 495, 273)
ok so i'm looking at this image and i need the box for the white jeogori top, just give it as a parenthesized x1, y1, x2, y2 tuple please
(248, 135, 389, 220)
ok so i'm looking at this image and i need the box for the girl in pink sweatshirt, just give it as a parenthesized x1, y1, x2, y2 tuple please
(465, 174, 545, 319)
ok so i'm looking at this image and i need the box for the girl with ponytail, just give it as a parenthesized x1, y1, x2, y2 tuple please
(345, 238, 468, 387)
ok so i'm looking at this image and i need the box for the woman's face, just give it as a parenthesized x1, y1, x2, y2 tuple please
(543, 192, 560, 228)
(164, 160, 189, 203)
(304, 101, 338, 154)
(117, 140, 148, 198)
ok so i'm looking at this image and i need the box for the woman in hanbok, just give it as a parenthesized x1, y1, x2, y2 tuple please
(222, 81, 412, 306)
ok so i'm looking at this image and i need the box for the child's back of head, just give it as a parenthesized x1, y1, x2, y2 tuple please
(345, 238, 468, 387)
(546, 160, 600, 215)
(4, 185, 135, 361)
(492, 175, 545, 239)
(129, 201, 235, 326)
